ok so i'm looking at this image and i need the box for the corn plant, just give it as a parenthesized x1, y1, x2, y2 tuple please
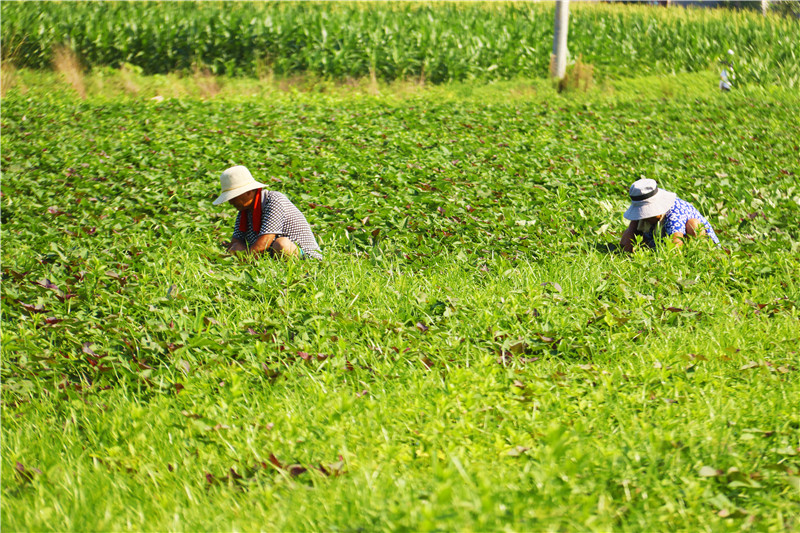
(1, 2, 797, 86)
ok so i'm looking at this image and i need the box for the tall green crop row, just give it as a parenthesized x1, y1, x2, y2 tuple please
(1, 2, 798, 86)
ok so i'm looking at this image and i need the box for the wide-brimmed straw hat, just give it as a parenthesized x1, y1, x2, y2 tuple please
(623, 178, 677, 220)
(212, 166, 266, 205)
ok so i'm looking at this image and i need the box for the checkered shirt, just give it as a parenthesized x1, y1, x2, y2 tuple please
(232, 190, 323, 260)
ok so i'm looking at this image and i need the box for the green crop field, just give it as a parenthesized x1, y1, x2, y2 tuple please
(2, 2, 799, 86)
(2, 2, 800, 532)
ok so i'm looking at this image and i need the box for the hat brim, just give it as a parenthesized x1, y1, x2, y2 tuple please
(624, 189, 677, 220)
(212, 181, 266, 205)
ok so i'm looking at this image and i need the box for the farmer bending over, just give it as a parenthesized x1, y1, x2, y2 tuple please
(619, 178, 719, 252)
(213, 166, 323, 259)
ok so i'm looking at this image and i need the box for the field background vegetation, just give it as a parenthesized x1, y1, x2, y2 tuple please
(2, 2, 799, 532)
(2, 1, 799, 86)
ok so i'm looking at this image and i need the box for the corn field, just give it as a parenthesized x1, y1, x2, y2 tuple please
(1, 1, 798, 86)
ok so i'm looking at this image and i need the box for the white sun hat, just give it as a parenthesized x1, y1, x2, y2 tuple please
(623, 178, 677, 220)
(212, 166, 266, 205)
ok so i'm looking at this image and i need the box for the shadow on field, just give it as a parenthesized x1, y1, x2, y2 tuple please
(593, 242, 621, 254)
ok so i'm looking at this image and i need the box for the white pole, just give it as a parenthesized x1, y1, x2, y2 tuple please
(551, 0, 570, 79)
(761, 0, 769, 16)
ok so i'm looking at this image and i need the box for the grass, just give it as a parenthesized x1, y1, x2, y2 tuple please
(0, 64, 742, 105)
(4, 251, 799, 531)
(52, 45, 86, 100)
(1, 72, 799, 531)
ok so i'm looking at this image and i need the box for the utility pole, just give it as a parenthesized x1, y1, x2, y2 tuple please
(551, 0, 570, 79)
(761, 0, 769, 16)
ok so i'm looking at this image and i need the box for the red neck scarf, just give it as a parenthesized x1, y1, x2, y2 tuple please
(238, 188, 263, 233)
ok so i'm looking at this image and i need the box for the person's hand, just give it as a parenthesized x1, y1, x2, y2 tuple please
(619, 220, 638, 253)
(685, 218, 705, 238)
(228, 238, 248, 254)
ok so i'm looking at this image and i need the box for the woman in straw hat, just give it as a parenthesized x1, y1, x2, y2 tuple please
(619, 178, 719, 253)
(213, 166, 323, 260)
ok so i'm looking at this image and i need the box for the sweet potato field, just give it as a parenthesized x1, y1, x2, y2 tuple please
(2, 77, 799, 531)
(2, 3, 800, 532)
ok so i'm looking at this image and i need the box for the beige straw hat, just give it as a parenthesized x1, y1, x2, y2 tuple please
(212, 166, 266, 205)
(623, 179, 677, 220)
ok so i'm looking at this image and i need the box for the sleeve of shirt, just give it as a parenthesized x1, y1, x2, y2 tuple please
(232, 212, 245, 241)
(259, 193, 285, 236)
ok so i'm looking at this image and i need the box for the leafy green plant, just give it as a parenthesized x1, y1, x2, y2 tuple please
(1, 75, 799, 531)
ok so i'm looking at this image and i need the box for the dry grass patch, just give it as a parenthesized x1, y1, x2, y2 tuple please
(52, 45, 86, 99)
(193, 65, 221, 99)
(119, 64, 141, 96)
(368, 66, 380, 96)
(557, 56, 595, 93)
(1, 62, 18, 97)
(255, 55, 274, 85)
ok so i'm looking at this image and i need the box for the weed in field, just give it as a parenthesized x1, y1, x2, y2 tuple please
(0, 61, 17, 97)
(118, 63, 141, 96)
(192, 64, 221, 99)
(557, 56, 595, 93)
(51, 45, 85, 99)
(255, 54, 274, 86)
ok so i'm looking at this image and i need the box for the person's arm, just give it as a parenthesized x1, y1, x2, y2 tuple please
(247, 233, 277, 255)
(228, 211, 249, 254)
(248, 192, 285, 256)
(670, 219, 704, 248)
(620, 220, 638, 253)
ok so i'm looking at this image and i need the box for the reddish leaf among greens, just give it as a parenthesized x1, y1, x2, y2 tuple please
(4, 269, 29, 281)
(508, 341, 528, 354)
(33, 279, 59, 290)
(268, 453, 283, 469)
(19, 302, 47, 314)
(15, 462, 43, 483)
(287, 465, 308, 477)
(82, 343, 102, 357)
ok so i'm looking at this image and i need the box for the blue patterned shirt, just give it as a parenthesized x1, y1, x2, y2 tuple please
(646, 197, 719, 245)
